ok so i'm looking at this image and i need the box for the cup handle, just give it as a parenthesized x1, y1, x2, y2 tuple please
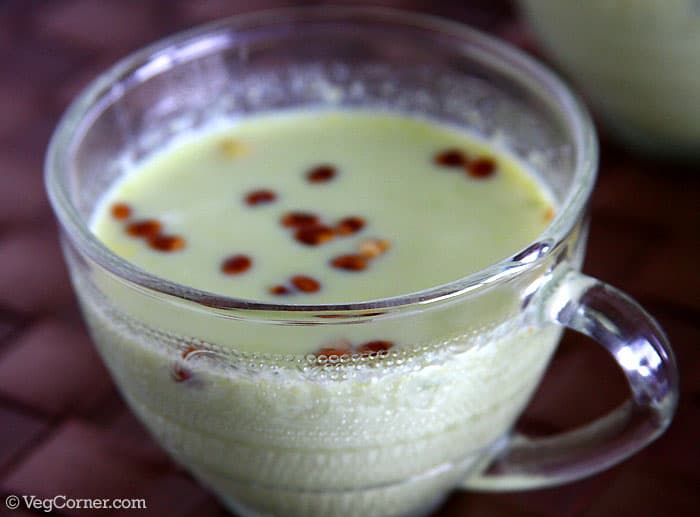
(464, 270, 679, 491)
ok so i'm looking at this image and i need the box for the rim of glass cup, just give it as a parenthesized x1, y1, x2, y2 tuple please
(45, 6, 598, 316)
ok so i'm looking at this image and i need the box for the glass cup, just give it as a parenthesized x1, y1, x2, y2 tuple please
(45, 7, 678, 517)
(517, 0, 700, 159)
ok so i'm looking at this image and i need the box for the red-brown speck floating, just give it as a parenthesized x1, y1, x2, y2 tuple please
(245, 189, 277, 206)
(359, 311, 386, 318)
(111, 202, 132, 220)
(221, 254, 252, 275)
(357, 340, 395, 354)
(545, 206, 555, 221)
(281, 211, 320, 228)
(307, 165, 337, 183)
(357, 238, 390, 259)
(467, 157, 496, 178)
(330, 254, 368, 271)
(269, 285, 291, 296)
(316, 347, 351, 358)
(335, 216, 366, 236)
(313, 339, 394, 358)
(291, 275, 321, 293)
(295, 224, 335, 246)
(434, 149, 468, 167)
(126, 219, 162, 238)
(149, 234, 185, 252)
(182, 345, 204, 359)
(171, 364, 192, 382)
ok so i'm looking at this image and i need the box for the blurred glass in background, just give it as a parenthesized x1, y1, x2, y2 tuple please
(518, 0, 700, 160)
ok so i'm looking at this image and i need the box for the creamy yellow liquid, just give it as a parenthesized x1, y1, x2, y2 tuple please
(80, 111, 560, 516)
(92, 110, 552, 305)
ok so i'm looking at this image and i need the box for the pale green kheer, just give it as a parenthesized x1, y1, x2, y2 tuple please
(92, 110, 552, 308)
(81, 111, 561, 516)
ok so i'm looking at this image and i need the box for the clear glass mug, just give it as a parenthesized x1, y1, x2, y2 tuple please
(45, 8, 678, 517)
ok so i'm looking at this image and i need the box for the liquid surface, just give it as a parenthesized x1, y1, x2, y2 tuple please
(92, 111, 553, 303)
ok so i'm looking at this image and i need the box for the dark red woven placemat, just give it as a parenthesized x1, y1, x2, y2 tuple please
(1, 1, 698, 515)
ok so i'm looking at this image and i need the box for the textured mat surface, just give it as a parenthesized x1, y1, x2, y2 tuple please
(0, 1, 698, 516)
